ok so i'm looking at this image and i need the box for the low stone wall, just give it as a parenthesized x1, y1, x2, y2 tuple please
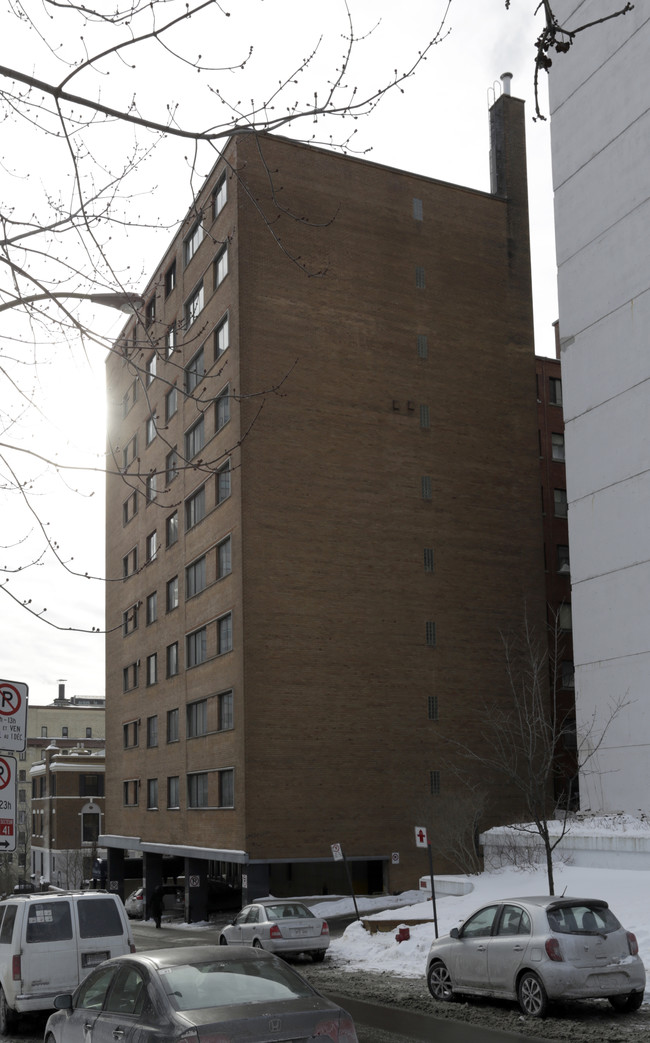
(481, 820, 650, 870)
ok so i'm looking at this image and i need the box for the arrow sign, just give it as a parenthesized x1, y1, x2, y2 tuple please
(415, 825, 428, 847)
(0, 680, 28, 752)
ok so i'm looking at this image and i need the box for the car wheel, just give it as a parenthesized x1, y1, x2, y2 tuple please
(253, 938, 263, 949)
(0, 988, 15, 1035)
(517, 971, 548, 1018)
(427, 960, 454, 1002)
(608, 991, 644, 1013)
(219, 935, 228, 945)
(311, 950, 326, 963)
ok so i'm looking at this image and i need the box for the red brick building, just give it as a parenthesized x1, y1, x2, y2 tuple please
(103, 88, 548, 912)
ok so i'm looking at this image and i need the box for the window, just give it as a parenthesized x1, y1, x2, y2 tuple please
(213, 171, 227, 218)
(185, 485, 206, 530)
(122, 492, 138, 525)
(554, 488, 568, 518)
(41, 726, 48, 738)
(146, 653, 157, 686)
(185, 416, 205, 460)
(185, 347, 205, 394)
(167, 708, 179, 743)
(146, 353, 157, 385)
(165, 385, 178, 421)
(165, 260, 176, 296)
(167, 641, 179, 677)
(166, 576, 179, 612)
(146, 472, 158, 502)
(146, 716, 158, 747)
(218, 769, 234, 808)
(420, 405, 430, 429)
(187, 626, 207, 667)
(184, 219, 204, 265)
(146, 414, 157, 445)
(417, 334, 428, 359)
(122, 663, 139, 692)
(551, 432, 565, 461)
(413, 197, 423, 221)
(216, 385, 230, 430)
(423, 548, 434, 572)
(415, 265, 425, 288)
(187, 699, 207, 737)
(145, 297, 156, 327)
(122, 379, 137, 417)
(425, 621, 436, 647)
(146, 530, 158, 562)
(214, 244, 228, 288)
(421, 476, 432, 500)
(428, 695, 439, 721)
(218, 536, 231, 578)
(166, 511, 178, 547)
(188, 772, 208, 808)
(165, 323, 176, 357)
(167, 776, 180, 810)
(185, 282, 204, 327)
(123, 546, 138, 578)
(558, 603, 572, 631)
(122, 434, 137, 470)
(558, 545, 570, 574)
(79, 775, 104, 797)
(122, 604, 139, 636)
(123, 780, 139, 806)
(549, 377, 563, 405)
(146, 591, 157, 625)
(86, 727, 92, 738)
(166, 447, 178, 485)
(218, 689, 233, 731)
(561, 661, 575, 689)
(82, 811, 100, 844)
(186, 555, 207, 598)
(218, 613, 232, 655)
(217, 460, 231, 503)
(147, 779, 158, 810)
(430, 770, 441, 795)
(123, 720, 139, 747)
(215, 314, 229, 357)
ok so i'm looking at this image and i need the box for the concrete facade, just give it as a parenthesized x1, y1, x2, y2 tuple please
(549, 2, 650, 812)
(104, 92, 547, 903)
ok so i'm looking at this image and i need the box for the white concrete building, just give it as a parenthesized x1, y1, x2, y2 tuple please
(549, 2, 650, 812)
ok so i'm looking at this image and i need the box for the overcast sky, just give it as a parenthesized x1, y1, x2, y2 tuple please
(1, 0, 561, 705)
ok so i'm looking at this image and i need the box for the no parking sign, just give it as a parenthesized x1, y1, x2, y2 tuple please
(0, 680, 28, 752)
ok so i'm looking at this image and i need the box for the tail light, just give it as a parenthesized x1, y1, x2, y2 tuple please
(129, 942, 136, 953)
(627, 932, 639, 956)
(321, 921, 329, 936)
(545, 937, 563, 962)
(314, 1016, 358, 1042)
(269, 924, 282, 939)
(12, 955, 21, 981)
(337, 1014, 358, 1042)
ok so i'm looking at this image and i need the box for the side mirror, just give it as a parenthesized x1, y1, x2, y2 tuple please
(450, 927, 459, 939)
(53, 994, 73, 1011)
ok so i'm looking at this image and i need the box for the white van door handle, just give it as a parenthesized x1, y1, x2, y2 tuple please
(113, 1030, 125, 1039)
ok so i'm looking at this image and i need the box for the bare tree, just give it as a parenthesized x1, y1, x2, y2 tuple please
(444, 609, 628, 894)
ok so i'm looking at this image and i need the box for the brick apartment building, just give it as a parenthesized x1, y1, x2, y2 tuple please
(103, 86, 548, 913)
(536, 333, 576, 807)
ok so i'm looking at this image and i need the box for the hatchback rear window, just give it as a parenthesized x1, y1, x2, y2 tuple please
(546, 903, 621, 935)
(78, 898, 125, 938)
(26, 901, 73, 942)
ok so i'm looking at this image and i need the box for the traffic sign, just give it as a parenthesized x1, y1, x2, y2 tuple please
(0, 680, 28, 752)
(0, 756, 16, 852)
(331, 842, 344, 862)
(415, 825, 428, 847)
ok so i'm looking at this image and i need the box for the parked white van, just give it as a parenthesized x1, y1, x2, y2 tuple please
(0, 891, 135, 1033)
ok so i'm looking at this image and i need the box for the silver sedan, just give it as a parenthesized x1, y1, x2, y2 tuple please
(219, 900, 330, 961)
(426, 895, 646, 1017)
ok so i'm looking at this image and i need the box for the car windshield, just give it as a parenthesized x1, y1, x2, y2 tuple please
(546, 903, 621, 935)
(264, 903, 314, 921)
(159, 958, 315, 1010)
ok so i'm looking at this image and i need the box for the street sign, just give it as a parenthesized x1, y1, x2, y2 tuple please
(331, 842, 344, 862)
(415, 825, 428, 847)
(0, 756, 16, 852)
(391, 852, 399, 864)
(0, 680, 28, 752)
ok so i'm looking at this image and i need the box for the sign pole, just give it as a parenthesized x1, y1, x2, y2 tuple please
(428, 841, 439, 939)
(331, 842, 360, 922)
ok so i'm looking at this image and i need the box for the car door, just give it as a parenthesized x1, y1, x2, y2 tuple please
(453, 905, 499, 990)
(225, 906, 251, 943)
(61, 965, 120, 1043)
(23, 899, 79, 997)
(91, 964, 150, 1043)
(240, 905, 262, 944)
(486, 904, 531, 995)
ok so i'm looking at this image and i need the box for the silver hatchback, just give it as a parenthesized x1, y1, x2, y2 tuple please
(426, 896, 646, 1017)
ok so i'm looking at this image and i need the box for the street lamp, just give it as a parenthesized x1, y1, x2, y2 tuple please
(0, 291, 145, 314)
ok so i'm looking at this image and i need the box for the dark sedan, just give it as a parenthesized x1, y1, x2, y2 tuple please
(44, 944, 358, 1043)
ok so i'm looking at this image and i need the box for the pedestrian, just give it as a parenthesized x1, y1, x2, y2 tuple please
(150, 885, 164, 929)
